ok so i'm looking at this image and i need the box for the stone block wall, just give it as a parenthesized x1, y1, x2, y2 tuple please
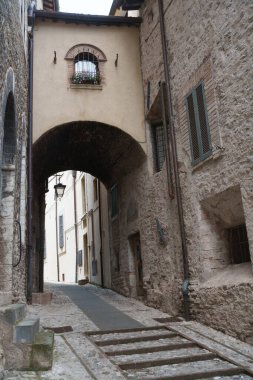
(137, 0, 253, 340)
(0, 0, 28, 303)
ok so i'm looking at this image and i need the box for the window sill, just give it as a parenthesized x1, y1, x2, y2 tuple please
(198, 262, 253, 289)
(69, 84, 103, 90)
(191, 148, 225, 172)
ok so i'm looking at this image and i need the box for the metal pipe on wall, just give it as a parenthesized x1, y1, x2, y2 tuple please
(27, 21, 34, 302)
(72, 170, 79, 283)
(98, 180, 104, 287)
(158, 0, 190, 320)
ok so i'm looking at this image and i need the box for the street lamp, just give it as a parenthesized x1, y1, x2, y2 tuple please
(54, 182, 66, 199)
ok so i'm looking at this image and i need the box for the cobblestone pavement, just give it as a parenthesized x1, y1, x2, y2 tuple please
(3, 283, 253, 379)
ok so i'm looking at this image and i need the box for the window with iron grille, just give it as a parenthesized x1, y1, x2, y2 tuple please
(228, 224, 251, 264)
(186, 81, 212, 165)
(153, 124, 165, 172)
(59, 215, 64, 249)
(111, 184, 118, 218)
(72, 51, 100, 85)
(65, 44, 107, 88)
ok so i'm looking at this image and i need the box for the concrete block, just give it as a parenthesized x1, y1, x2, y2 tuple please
(14, 318, 40, 343)
(0, 303, 26, 325)
(32, 292, 52, 305)
(31, 330, 54, 370)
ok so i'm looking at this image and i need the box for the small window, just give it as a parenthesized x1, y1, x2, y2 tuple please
(59, 215, 64, 249)
(186, 82, 212, 165)
(78, 250, 83, 267)
(72, 52, 100, 85)
(228, 224, 251, 264)
(93, 178, 98, 202)
(65, 44, 107, 88)
(111, 184, 118, 218)
(153, 124, 165, 172)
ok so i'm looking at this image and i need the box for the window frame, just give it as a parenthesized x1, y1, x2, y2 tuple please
(185, 81, 212, 165)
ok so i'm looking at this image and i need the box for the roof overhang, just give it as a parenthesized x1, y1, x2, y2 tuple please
(34, 10, 142, 26)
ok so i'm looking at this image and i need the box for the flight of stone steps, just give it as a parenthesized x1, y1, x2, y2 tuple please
(0, 303, 54, 371)
(87, 324, 253, 379)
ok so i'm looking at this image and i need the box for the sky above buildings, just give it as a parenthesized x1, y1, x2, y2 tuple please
(59, 0, 113, 15)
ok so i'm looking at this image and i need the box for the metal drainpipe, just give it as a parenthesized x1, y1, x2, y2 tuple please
(158, 0, 190, 320)
(72, 170, 79, 283)
(98, 180, 104, 287)
(55, 177, 60, 282)
(27, 17, 34, 302)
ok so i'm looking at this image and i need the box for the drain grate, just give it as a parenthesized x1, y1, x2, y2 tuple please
(43, 325, 73, 333)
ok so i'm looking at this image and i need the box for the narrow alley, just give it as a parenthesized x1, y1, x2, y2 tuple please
(4, 284, 253, 379)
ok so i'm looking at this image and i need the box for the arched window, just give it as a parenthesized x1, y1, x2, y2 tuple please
(3, 92, 16, 165)
(65, 44, 107, 86)
(73, 52, 100, 85)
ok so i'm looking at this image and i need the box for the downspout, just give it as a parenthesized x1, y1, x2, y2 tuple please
(72, 170, 78, 283)
(98, 180, 104, 287)
(158, 0, 190, 320)
(27, 12, 34, 302)
(55, 177, 60, 282)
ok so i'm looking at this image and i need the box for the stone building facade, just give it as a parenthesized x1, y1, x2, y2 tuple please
(0, 0, 28, 305)
(117, 0, 253, 343)
(29, 0, 253, 346)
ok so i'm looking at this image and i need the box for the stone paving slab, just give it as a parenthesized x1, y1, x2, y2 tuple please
(91, 327, 169, 342)
(184, 321, 253, 358)
(112, 346, 212, 364)
(4, 283, 253, 379)
(102, 336, 191, 353)
(125, 358, 241, 379)
(64, 333, 126, 380)
(4, 335, 93, 380)
(168, 323, 253, 375)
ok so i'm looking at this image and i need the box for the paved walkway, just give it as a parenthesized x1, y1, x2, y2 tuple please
(3, 283, 253, 379)
(53, 283, 143, 330)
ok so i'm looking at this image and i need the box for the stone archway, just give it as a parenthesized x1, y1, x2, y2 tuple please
(32, 121, 146, 293)
(0, 92, 16, 297)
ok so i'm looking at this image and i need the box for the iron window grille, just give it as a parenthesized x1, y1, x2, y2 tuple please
(153, 124, 166, 172)
(72, 51, 100, 85)
(186, 81, 212, 165)
(228, 224, 251, 264)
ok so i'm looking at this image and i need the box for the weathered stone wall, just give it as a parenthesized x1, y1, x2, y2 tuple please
(0, 0, 28, 303)
(137, 0, 253, 341)
(111, 160, 184, 315)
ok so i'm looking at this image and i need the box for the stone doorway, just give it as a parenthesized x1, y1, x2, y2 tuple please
(129, 232, 144, 297)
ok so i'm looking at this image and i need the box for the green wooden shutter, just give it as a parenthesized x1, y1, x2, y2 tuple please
(186, 81, 212, 164)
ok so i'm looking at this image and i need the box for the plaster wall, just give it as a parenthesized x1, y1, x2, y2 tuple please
(32, 19, 146, 150)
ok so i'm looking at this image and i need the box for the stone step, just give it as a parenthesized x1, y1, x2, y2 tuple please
(14, 318, 40, 343)
(95, 332, 177, 346)
(30, 330, 54, 371)
(0, 303, 26, 325)
(113, 347, 216, 369)
(124, 358, 242, 379)
(91, 327, 169, 342)
(103, 335, 192, 353)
